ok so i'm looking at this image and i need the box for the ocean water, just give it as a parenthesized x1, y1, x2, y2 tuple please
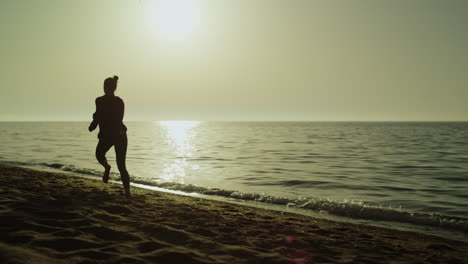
(1, 121, 467, 241)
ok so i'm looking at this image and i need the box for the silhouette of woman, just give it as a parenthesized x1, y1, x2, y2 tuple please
(88, 75, 130, 197)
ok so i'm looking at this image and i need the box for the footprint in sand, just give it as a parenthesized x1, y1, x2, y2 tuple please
(136, 241, 168, 253)
(79, 225, 141, 242)
(30, 238, 100, 252)
(65, 249, 116, 261)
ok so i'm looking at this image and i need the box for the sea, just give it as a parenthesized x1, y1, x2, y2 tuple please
(1, 121, 467, 242)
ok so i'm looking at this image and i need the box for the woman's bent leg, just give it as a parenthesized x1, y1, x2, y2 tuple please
(115, 134, 130, 196)
(96, 139, 113, 183)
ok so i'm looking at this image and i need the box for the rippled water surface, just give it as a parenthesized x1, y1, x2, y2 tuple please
(1, 122, 467, 239)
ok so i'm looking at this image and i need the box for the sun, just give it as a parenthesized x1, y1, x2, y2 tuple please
(147, 0, 201, 42)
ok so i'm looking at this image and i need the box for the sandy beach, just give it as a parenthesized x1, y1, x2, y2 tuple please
(1, 165, 467, 264)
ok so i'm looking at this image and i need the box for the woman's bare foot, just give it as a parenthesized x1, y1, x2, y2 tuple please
(124, 187, 131, 197)
(102, 165, 111, 183)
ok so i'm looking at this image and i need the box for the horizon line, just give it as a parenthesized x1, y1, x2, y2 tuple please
(1, 120, 468, 123)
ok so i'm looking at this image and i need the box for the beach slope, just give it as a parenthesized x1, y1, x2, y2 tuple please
(1, 165, 467, 264)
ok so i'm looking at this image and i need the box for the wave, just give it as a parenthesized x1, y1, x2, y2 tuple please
(5, 161, 468, 234)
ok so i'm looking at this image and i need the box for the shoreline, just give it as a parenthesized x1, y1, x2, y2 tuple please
(10, 162, 468, 243)
(1, 165, 467, 263)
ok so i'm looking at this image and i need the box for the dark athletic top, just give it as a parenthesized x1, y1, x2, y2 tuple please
(91, 95, 127, 140)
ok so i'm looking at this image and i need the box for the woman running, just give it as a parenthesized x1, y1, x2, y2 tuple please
(88, 75, 130, 197)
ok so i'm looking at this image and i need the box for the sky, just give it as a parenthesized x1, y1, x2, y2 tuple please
(0, 0, 467, 121)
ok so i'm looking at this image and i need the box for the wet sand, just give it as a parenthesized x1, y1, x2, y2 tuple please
(1, 165, 467, 264)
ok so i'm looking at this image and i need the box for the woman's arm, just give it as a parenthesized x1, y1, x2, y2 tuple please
(88, 98, 100, 132)
(119, 99, 125, 122)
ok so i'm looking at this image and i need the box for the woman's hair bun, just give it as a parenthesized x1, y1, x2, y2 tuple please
(113, 75, 119, 81)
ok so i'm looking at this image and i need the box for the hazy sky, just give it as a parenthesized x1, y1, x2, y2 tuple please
(1, 0, 467, 121)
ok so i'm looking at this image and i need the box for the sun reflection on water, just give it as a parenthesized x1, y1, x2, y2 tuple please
(159, 121, 200, 183)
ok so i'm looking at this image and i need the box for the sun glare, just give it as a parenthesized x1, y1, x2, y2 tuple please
(158, 121, 200, 182)
(147, 0, 201, 42)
